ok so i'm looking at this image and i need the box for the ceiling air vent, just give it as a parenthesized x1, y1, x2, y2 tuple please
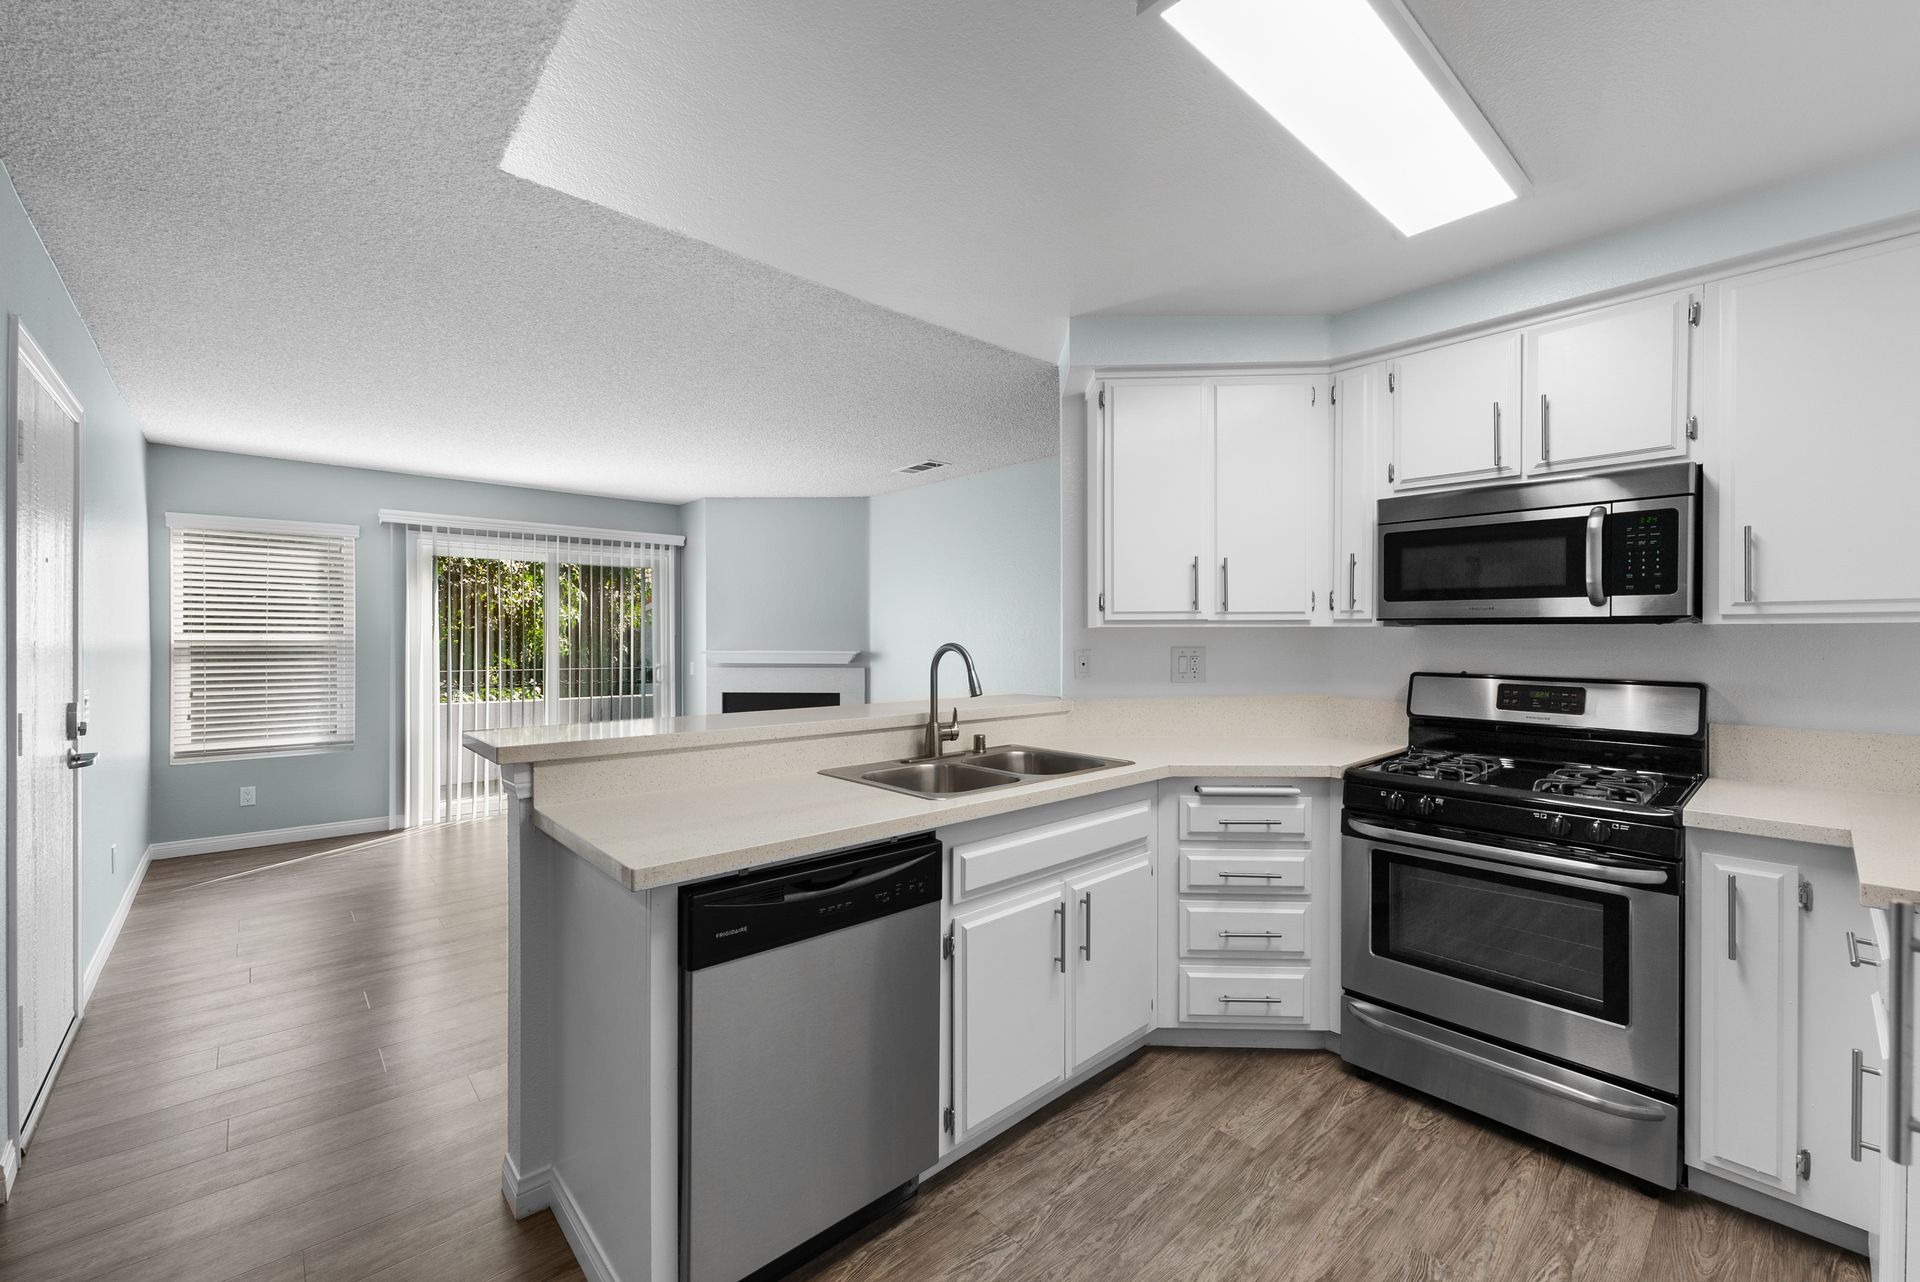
(893, 459, 949, 475)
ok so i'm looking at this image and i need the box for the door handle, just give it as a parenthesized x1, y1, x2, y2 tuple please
(1584, 506, 1608, 608)
(1539, 394, 1550, 462)
(67, 750, 97, 769)
(1080, 892, 1092, 961)
(1855, 1049, 1884, 1161)
(1725, 874, 1738, 961)
(1054, 902, 1066, 973)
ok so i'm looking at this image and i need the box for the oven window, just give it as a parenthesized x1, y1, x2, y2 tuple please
(1381, 517, 1587, 601)
(1371, 852, 1629, 1023)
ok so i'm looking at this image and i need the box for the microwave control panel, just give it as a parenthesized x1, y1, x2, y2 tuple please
(1606, 507, 1679, 596)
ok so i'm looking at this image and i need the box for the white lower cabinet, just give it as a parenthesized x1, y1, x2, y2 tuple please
(943, 792, 1157, 1142)
(1689, 832, 1880, 1235)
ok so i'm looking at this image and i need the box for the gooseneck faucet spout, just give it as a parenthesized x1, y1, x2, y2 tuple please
(926, 642, 983, 759)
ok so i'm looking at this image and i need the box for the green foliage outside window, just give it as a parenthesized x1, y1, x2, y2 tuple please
(435, 556, 654, 704)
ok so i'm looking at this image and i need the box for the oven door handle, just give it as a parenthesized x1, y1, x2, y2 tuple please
(1347, 1001, 1670, 1121)
(1347, 819, 1670, 886)
(1585, 506, 1609, 608)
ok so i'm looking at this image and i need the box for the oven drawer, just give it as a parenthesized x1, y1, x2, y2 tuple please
(1179, 901, 1310, 957)
(1178, 966, 1310, 1023)
(1178, 793, 1310, 841)
(1178, 850, 1310, 894)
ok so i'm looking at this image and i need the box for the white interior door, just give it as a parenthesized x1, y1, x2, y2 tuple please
(10, 320, 82, 1133)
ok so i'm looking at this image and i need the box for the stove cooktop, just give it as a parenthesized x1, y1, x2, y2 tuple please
(1354, 748, 1700, 815)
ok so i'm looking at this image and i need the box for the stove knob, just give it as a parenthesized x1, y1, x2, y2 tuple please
(1385, 791, 1407, 814)
(1414, 795, 1437, 817)
(1586, 820, 1614, 844)
(1546, 814, 1572, 839)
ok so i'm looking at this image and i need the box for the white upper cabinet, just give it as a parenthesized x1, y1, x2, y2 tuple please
(1709, 233, 1920, 618)
(1214, 379, 1327, 621)
(1388, 331, 1521, 490)
(1094, 375, 1329, 625)
(1331, 364, 1385, 621)
(1104, 379, 1212, 619)
(1523, 288, 1697, 476)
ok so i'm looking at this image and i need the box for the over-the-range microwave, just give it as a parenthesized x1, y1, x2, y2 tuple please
(1375, 462, 1701, 623)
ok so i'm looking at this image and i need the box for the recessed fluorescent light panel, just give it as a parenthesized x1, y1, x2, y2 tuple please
(1157, 0, 1519, 235)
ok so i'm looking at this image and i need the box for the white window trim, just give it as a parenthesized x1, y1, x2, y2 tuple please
(167, 512, 359, 765)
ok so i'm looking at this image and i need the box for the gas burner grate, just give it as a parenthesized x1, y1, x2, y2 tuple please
(1532, 766, 1663, 805)
(1373, 750, 1501, 783)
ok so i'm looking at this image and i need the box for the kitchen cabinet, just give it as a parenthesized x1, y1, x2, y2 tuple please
(1708, 232, 1920, 619)
(1522, 288, 1696, 476)
(1388, 331, 1520, 491)
(1690, 833, 1880, 1233)
(1214, 379, 1326, 621)
(951, 885, 1069, 1137)
(1093, 375, 1328, 625)
(1330, 363, 1384, 621)
(1103, 379, 1211, 619)
(1066, 854, 1156, 1072)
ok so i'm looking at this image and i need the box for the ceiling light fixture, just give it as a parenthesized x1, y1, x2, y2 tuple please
(1149, 0, 1524, 236)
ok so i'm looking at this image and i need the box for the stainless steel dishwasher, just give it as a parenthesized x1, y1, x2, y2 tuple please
(680, 833, 942, 1282)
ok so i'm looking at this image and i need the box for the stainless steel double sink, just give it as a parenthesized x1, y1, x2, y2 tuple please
(821, 744, 1133, 799)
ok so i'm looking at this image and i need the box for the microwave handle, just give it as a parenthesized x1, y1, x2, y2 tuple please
(1585, 507, 1608, 608)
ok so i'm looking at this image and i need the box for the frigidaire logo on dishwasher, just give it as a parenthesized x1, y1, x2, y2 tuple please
(716, 926, 748, 939)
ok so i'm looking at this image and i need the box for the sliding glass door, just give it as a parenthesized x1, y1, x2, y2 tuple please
(403, 526, 676, 824)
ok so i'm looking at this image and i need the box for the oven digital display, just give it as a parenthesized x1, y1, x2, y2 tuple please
(1496, 683, 1586, 715)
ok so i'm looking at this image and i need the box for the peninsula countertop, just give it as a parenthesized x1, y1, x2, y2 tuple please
(1685, 779, 1920, 907)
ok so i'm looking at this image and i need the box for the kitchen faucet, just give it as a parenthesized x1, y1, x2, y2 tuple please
(925, 642, 983, 759)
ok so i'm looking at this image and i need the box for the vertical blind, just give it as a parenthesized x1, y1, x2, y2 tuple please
(398, 518, 679, 825)
(169, 515, 359, 762)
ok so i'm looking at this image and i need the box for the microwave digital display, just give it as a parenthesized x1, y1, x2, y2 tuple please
(1606, 507, 1679, 596)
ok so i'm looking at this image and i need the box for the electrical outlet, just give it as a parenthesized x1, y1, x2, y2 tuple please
(1171, 646, 1205, 683)
(239, 786, 256, 807)
(1073, 649, 1092, 680)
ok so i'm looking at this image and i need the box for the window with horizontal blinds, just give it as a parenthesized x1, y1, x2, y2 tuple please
(169, 516, 358, 762)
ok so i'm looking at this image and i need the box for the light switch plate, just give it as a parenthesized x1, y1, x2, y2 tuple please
(1074, 649, 1092, 680)
(1171, 646, 1205, 683)
(239, 786, 256, 807)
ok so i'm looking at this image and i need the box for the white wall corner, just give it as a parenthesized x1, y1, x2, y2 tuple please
(85, 844, 155, 1006)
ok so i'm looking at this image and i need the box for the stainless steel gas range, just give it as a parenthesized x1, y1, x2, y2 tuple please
(1339, 672, 1707, 1189)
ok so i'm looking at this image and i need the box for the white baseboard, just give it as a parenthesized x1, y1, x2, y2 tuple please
(1, 1139, 18, 1201)
(548, 1167, 620, 1282)
(146, 814, 400, 860)
(84, 844, 153, 1006)
(500, 1154, 553, 1218)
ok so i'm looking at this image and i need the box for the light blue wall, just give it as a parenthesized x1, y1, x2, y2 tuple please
(1, 162, 151, 1089)
(1069, 143, 1920, 365)
(867, 459, 1062, 702)
(144, 445, 682, 845)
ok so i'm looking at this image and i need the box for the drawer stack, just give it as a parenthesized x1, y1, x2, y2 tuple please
(1166, 782, 1324, 1028)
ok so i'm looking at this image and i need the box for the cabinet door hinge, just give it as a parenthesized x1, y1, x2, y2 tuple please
(1798, 878, 1813, 912)
(1097, 386, 1106, 410)
(1387, 371, 1396, 393)
(1329, 383, 1336, 406)
(1796, 1148, 1811, 1180)
(1097, 591, 1106, 613)
(1387, 462, 1396, 483)
(942, 1105, 955, 1134)
(1686, 414, 1698, 441)
(1688, 299, 1702, 327)
(1310, 386, 1316, 406)
(942, 925, 955, 960)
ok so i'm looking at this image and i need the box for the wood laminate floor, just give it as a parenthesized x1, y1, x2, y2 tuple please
(0, 819, 1872, 1281)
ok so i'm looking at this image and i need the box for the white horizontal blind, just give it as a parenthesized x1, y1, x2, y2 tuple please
(169, 518, 357, 762)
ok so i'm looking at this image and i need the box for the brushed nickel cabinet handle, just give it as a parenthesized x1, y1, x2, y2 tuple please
(1217, 930, 1286, 941)
(1855, 1049, 1884, 1161)
(1194, 785, 1301, 797)
(1743, 525, 1756, 604)
(1221, 557, 1229, 612)
(1348, 552, 1358, 610)
(1191, 556, 1200, 612)
(1848, 931, 1880, 968)
(1890, 902, 1918, 1164)
(1053, 903, 1066, 973)
(1493, 401, 1502, 468)
(1726, 874, 1738, 962)
(1540, 394, 1550, 462)
(1080, 892, 1092, 961)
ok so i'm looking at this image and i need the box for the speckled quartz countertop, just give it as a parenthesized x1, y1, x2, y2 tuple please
(1685, 780, 1920, 907)
(518, 701, 1404, 891)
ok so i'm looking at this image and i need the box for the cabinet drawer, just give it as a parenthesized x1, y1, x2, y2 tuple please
(951, 796, 1152, 899)
(1179, 850, 1310, 894)
(1179, 902, 1310, 957)
(1178, 966, 1310, 1023)
(1178, 793, 1310, 840)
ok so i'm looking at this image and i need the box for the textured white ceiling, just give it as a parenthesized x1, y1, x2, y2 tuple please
(0, 1, 1059, 501)
(507, 0, 1920, 361)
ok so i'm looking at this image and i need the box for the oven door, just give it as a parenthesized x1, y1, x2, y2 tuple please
(1377, 503, 1609, 621)
(1341, 821, 1680, 1094)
